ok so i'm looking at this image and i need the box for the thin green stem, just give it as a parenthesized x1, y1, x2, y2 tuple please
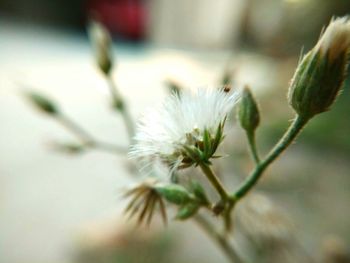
(199, 163, 230, 201)
(194, 214, 245, 263)
(233, 115, 308, 200)
(246, 131, 260, 165)
(106, 75, 135, 141)
(56, 114, 126, 154)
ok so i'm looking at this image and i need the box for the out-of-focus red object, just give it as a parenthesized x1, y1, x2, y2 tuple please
(87, 0, 146, 40)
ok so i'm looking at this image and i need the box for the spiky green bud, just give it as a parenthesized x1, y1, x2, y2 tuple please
(238, 86, 260, 133)
(289, 17, 350, 120)
(26, 92, 58, 115)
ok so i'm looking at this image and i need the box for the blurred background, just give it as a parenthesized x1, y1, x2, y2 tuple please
(1, 0, 350, 263)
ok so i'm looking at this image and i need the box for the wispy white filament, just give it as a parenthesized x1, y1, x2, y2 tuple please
(129, 86, 240, 173)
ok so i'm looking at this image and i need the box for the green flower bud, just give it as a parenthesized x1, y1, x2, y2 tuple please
(88, 21, 113, 75)
(189, 181, 209, 205)
(155, 184, 191, 205)
(176, 202, 200, 220)
(26, 92, 58, 115)
(288, 17, 350, 120)
(238, 86, 260, 133)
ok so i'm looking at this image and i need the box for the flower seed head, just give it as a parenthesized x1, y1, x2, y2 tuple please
(129, 87, 240, 173)
(288, 17, 350, 120)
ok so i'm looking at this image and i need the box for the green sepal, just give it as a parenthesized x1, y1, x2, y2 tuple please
(202, 129, 211, 158)
(212, 121, 224, 154)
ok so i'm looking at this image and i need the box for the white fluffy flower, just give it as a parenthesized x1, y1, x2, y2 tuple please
(129, 86, 240, 173)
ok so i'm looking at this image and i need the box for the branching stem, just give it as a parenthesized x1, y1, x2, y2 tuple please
(56, 114, 126, 154)
(233, 115, 308, 200)
(194, 214, 245, 263)
(199, 163, 230, 201)
(106, 75, 135, 141)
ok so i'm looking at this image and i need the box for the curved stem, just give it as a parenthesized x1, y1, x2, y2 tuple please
(106, 75, 135, 141)
(233, 115, 308, 200)
(199, 163, 230, 201)
(194, 215, 245, 263)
